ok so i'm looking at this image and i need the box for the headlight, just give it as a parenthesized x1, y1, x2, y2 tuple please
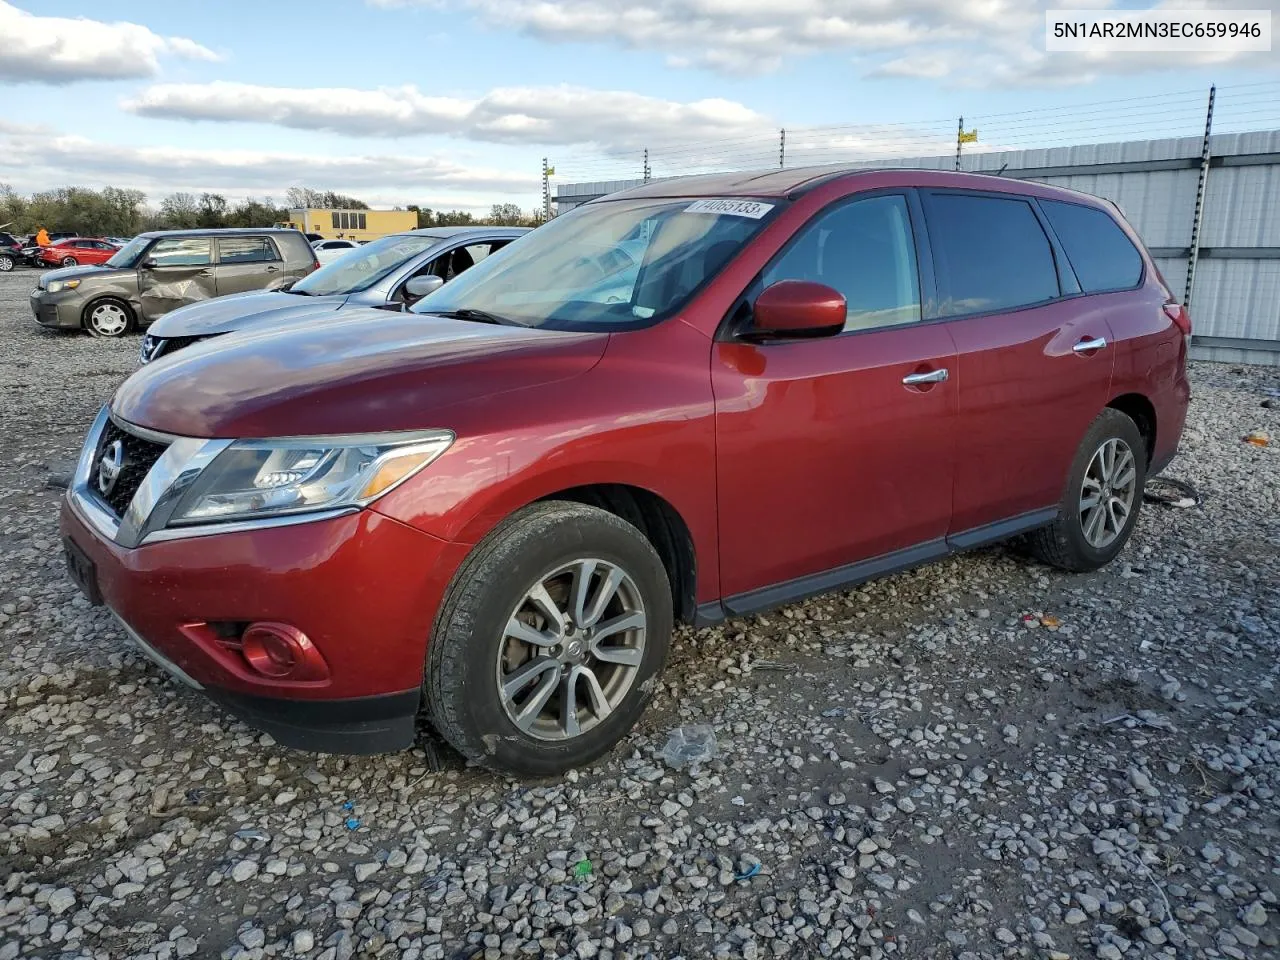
(46, 279, 80, 294)
(168, 431, 453, 526)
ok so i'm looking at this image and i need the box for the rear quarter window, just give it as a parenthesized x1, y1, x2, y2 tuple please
(276, 232, 316, 263)
(1039, 199, 1143, 294)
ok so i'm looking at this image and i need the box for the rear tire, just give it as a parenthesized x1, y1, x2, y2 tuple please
(425, 501, 672, 777)
(0, 254, 13, 272)
(83, 298, 135, 338)
(1027, 408, 1146, 572)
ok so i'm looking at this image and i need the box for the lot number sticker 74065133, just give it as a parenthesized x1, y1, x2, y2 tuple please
(684, 199, 775, 219)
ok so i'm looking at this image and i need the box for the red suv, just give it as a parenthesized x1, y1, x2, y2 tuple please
(61, 169, 1190, 775)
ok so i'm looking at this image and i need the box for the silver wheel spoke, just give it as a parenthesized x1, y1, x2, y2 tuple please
(511, 665, 561, 732)
(1080, 492, 1102, 511)
(505, 616, 559, 648)
(1085, 505, 1106, 544)
(591, 644, 643, 666)
(561, 667, 582, 738)
(578, 666, 611, 720)
(502, 655, 559, 699)
(583, 567, 625, 627)
(527, 583, 567, 635)
(569, 559, 598, 628)
(592, 610, 646, 643)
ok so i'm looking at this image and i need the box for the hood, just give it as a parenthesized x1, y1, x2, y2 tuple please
(113, 309, 607, 438)
(39, 264, 125, 286)
(147, 290, 349, 337)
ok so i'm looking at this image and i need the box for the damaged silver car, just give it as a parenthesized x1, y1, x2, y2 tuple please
(29, 229, 317, 338)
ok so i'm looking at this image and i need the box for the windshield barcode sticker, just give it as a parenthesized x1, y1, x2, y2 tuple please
(685, 199, 775, 219)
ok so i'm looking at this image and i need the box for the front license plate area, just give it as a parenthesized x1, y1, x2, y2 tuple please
(64, 538, 103, 605)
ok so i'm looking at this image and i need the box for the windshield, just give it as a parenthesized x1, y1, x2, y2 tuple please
(410, 197, 781, 330)
(293, 234, 441, 296)
(106, 235, 151, 268)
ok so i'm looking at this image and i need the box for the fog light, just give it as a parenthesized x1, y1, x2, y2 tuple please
(240, 622, 330, 682)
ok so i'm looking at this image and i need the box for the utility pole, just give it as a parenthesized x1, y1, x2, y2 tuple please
(541, 157, 551, 222)
(643, 148, 651, 182)
(955, 116, 963, 171)
(1184, 84, 1216, 310)
(779, 128, 786, 168)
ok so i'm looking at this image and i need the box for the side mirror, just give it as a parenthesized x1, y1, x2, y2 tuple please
(140, 258, 157, 270)
(404, 274, 444, 299)
(271, 277, 297, 292)
(750, 280, 846, 339)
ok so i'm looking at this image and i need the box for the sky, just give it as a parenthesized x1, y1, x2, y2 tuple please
(1, 0, 1277, 215)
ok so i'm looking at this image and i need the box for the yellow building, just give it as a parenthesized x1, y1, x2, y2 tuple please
(277, 208, 418, 241)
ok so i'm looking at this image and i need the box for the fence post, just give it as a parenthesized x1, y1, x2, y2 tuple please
(955, 116, 963, 171)
(643, 148, 651, 182)
(1184, 84, 1216, 310)
(779, 129, 786, 169)
(541, 157, 551, 221)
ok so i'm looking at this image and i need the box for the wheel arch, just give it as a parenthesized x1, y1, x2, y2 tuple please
(1106, 393, 1157, 465)
(535, 483, 699, 625)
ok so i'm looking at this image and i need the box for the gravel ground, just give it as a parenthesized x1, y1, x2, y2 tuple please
(1, 266, 1278, 960)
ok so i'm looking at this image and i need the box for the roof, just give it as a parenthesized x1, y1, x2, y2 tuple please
(395, 226, 534, 239)
(602, 165, 1107, 204)
(137, 227, 306, 239)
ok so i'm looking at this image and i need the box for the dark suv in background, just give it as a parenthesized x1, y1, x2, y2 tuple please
(30, 228, 317, 338)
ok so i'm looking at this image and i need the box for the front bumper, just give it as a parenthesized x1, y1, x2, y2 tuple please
(60, 441, 470, 753)
(30, 290, 81, 329)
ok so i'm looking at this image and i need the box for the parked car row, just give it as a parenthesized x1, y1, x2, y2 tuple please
(56, 168, 1190, 777)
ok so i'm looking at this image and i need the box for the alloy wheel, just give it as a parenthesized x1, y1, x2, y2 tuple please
(61, 256, 77, 267)
(496, 558, 647, 741)
(1079, 437, 1138, 549)
(0, 256, 12, 272)
(88, 303, 129, 337)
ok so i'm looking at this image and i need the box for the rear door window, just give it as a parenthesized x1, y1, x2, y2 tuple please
(148, 238, 212, 266)
(1039, 199, 1143, 293)
(925, 193, 1059, 317)
(218, 237, 278, 264)
(762, 194, 921, 332)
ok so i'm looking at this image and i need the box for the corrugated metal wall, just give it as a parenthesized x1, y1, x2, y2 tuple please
(556, 129, 1280, 365)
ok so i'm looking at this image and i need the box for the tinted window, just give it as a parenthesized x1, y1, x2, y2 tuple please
(1040, 199, 1142, 293)
(762, 194, 921, 331)
(148, 238, 212, 267)
(218, 237, 277, 264)
(927, 194, 1059, 316)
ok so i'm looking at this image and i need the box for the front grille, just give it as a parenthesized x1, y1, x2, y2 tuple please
(91, 421, 170, 517)
(141, 334, 210, 364)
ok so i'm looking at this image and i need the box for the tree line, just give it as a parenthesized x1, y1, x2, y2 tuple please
(0, 184, 542, 238)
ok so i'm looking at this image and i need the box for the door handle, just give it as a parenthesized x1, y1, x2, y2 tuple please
(265, 265, 279, 272)
(1072, 336, 1107, 353)
(903, 368, 949, 386)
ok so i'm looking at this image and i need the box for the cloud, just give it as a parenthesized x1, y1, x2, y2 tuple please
(0, 0, 220, 84)
(0, 126, 539, 206)
(123, 81, 772, 150)
(368, 0, 1277, 83)
(368, 0, 1021, 74)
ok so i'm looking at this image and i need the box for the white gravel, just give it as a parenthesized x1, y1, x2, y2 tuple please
(0, 267, 1277, 960)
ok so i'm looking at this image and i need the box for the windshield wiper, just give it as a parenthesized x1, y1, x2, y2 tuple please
(429, 308, 528, 327)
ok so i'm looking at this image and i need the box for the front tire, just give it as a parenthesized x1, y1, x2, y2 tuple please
(60, 256, 78, 267)
(83, 298, 134, 338)
(425, 501, 672, 777)
(1027, 408, 1146, 572)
